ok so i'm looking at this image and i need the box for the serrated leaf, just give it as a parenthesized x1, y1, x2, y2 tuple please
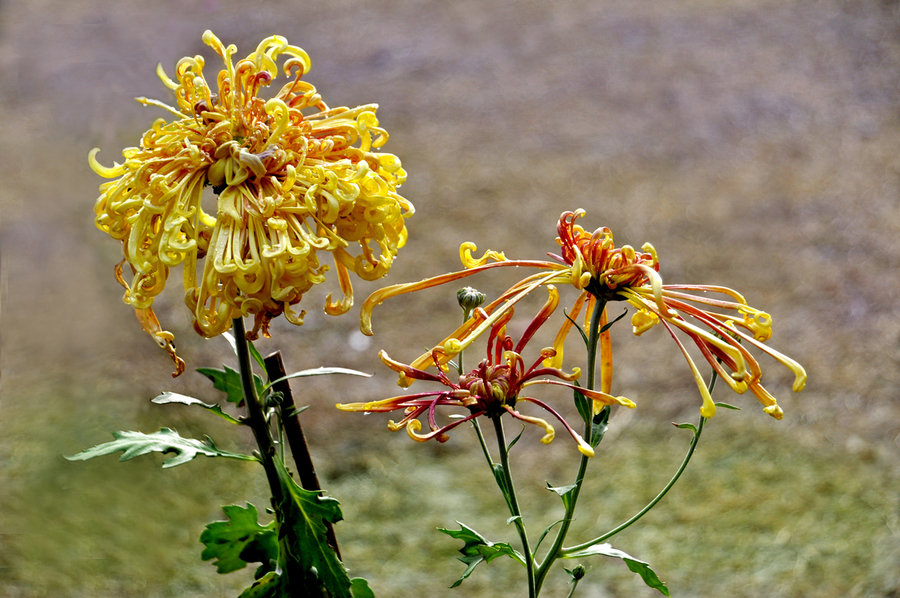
(198, 366, 244, 404)
(349, 578, 376, 598)
(237, 571, 283, 598)
(547, 483, 578, 510)
(152, 392, 242, 424)
(275, 458, 351, 598)
(198, 366, 266, 405)
(714, 401, 741, 410)
(438, 522, 526, 587)
(563, 543, 670, 596)
(201, 503, 278, 575)
(65, 428, 257, 468)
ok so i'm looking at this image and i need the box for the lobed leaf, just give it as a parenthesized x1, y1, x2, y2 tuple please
(438, 522, 526, 588)
(274, 458, 352, 598)
(200, 503, 278, 575)
(152, 392, 242, 424)
(65, 428, 257, 468)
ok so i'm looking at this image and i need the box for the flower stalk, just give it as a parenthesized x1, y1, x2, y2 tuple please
(534, 297, 607, 593)
(492, 415, 537, 598)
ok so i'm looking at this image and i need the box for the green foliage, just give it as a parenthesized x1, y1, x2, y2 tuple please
(564, 543, 669, 596)
(438, 522, 525, 588)
(547, 483, 578, 511)
(200, 503, 278, 575)
(589, 406, 610, 448)
(198, 365, 266, 405)
(65, 428, 257, 468)
(349, 577, 376, 598)
(274, 458, 352, 598)
(237, 571, 282, 598)
(151, 392, 242, 424)
(572, 386, 610, 448)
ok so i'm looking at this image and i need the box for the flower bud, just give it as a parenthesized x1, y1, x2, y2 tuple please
(457, 286, 486, 316)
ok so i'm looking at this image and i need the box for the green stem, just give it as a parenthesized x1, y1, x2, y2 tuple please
(534, 298, 607, 594)
(233, 317, 283, 504)
(562, 414, 707, 555)
(232, 318, 306, 588)
(492, 415, 536, 598)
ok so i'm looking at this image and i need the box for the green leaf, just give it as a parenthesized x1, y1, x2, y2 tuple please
(198, 366, 266, 405)
(248, 339, 267, 371)
(714, 401, 741, 410)
(573, 384, 592, 425)
(152, 392, 242, 424)
(263, 367, 373, 394)
(201, 503, 278, 575)
(590, 406, 610, 449)
(349, 578, 376, 598)
(534, 519, 565, 554)
(599, 308, 629, 333)
(237, 571, 283, 598)
(491, 464, 515, 514)
(65, 428, 257, 468)
(564, 543, 670, 596)
(274, 458, 352, 598)
(563, 308, 590, 349)
(197, 366, 244, 404)
(438, 522, 526, 588)
(547, 483, 578, 510)
(506, 425, 526, 452)
(222, 332, 266, 370)
(672, 422, 698, 433)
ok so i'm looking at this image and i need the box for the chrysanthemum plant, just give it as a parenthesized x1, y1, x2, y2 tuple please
(71, 31, 412, 598)
(72, 30, 807, 598)
(340, 209, 806, 597)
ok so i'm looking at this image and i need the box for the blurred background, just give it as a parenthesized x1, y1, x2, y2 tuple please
(2, 0, 899, 596)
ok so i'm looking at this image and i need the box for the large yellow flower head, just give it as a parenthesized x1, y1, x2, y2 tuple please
(90, 31, 412, 374)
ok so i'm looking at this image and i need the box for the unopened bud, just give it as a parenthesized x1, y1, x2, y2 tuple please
(457, 286, 486, 316)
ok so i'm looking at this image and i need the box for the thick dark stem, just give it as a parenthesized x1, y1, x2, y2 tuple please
(264, 350, 341, 560)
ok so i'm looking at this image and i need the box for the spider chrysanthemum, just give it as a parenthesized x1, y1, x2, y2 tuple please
(90, 31, 412, 374)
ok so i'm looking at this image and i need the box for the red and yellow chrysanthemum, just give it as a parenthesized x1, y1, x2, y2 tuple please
(339, 287, 634, 455)
(90, 31, 412, 374)
(361, 209, 805, 419)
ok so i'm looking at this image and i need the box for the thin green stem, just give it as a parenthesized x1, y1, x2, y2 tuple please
(534, 298, 606, 593)
(492, 415, 536, 598)
(472, 419, 495, 467)
(562, 414, 707, 555)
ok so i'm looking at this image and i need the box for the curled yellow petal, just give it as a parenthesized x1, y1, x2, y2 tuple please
(88, 149, 126, 178)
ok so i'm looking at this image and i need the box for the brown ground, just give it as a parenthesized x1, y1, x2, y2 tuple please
(2, 0, 900, 597)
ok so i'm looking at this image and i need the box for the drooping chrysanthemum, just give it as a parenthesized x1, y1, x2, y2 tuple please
(338, 287, 634, 455)
(90, 31, 412, 375)
(361, 210, 805, 419)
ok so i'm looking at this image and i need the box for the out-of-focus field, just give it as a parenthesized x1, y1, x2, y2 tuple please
(2, 0, 900, 596)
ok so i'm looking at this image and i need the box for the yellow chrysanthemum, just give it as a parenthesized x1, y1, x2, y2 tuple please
(90, 31, 412, 374)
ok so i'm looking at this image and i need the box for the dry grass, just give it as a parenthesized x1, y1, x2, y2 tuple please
(2, 0, 900, 596)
